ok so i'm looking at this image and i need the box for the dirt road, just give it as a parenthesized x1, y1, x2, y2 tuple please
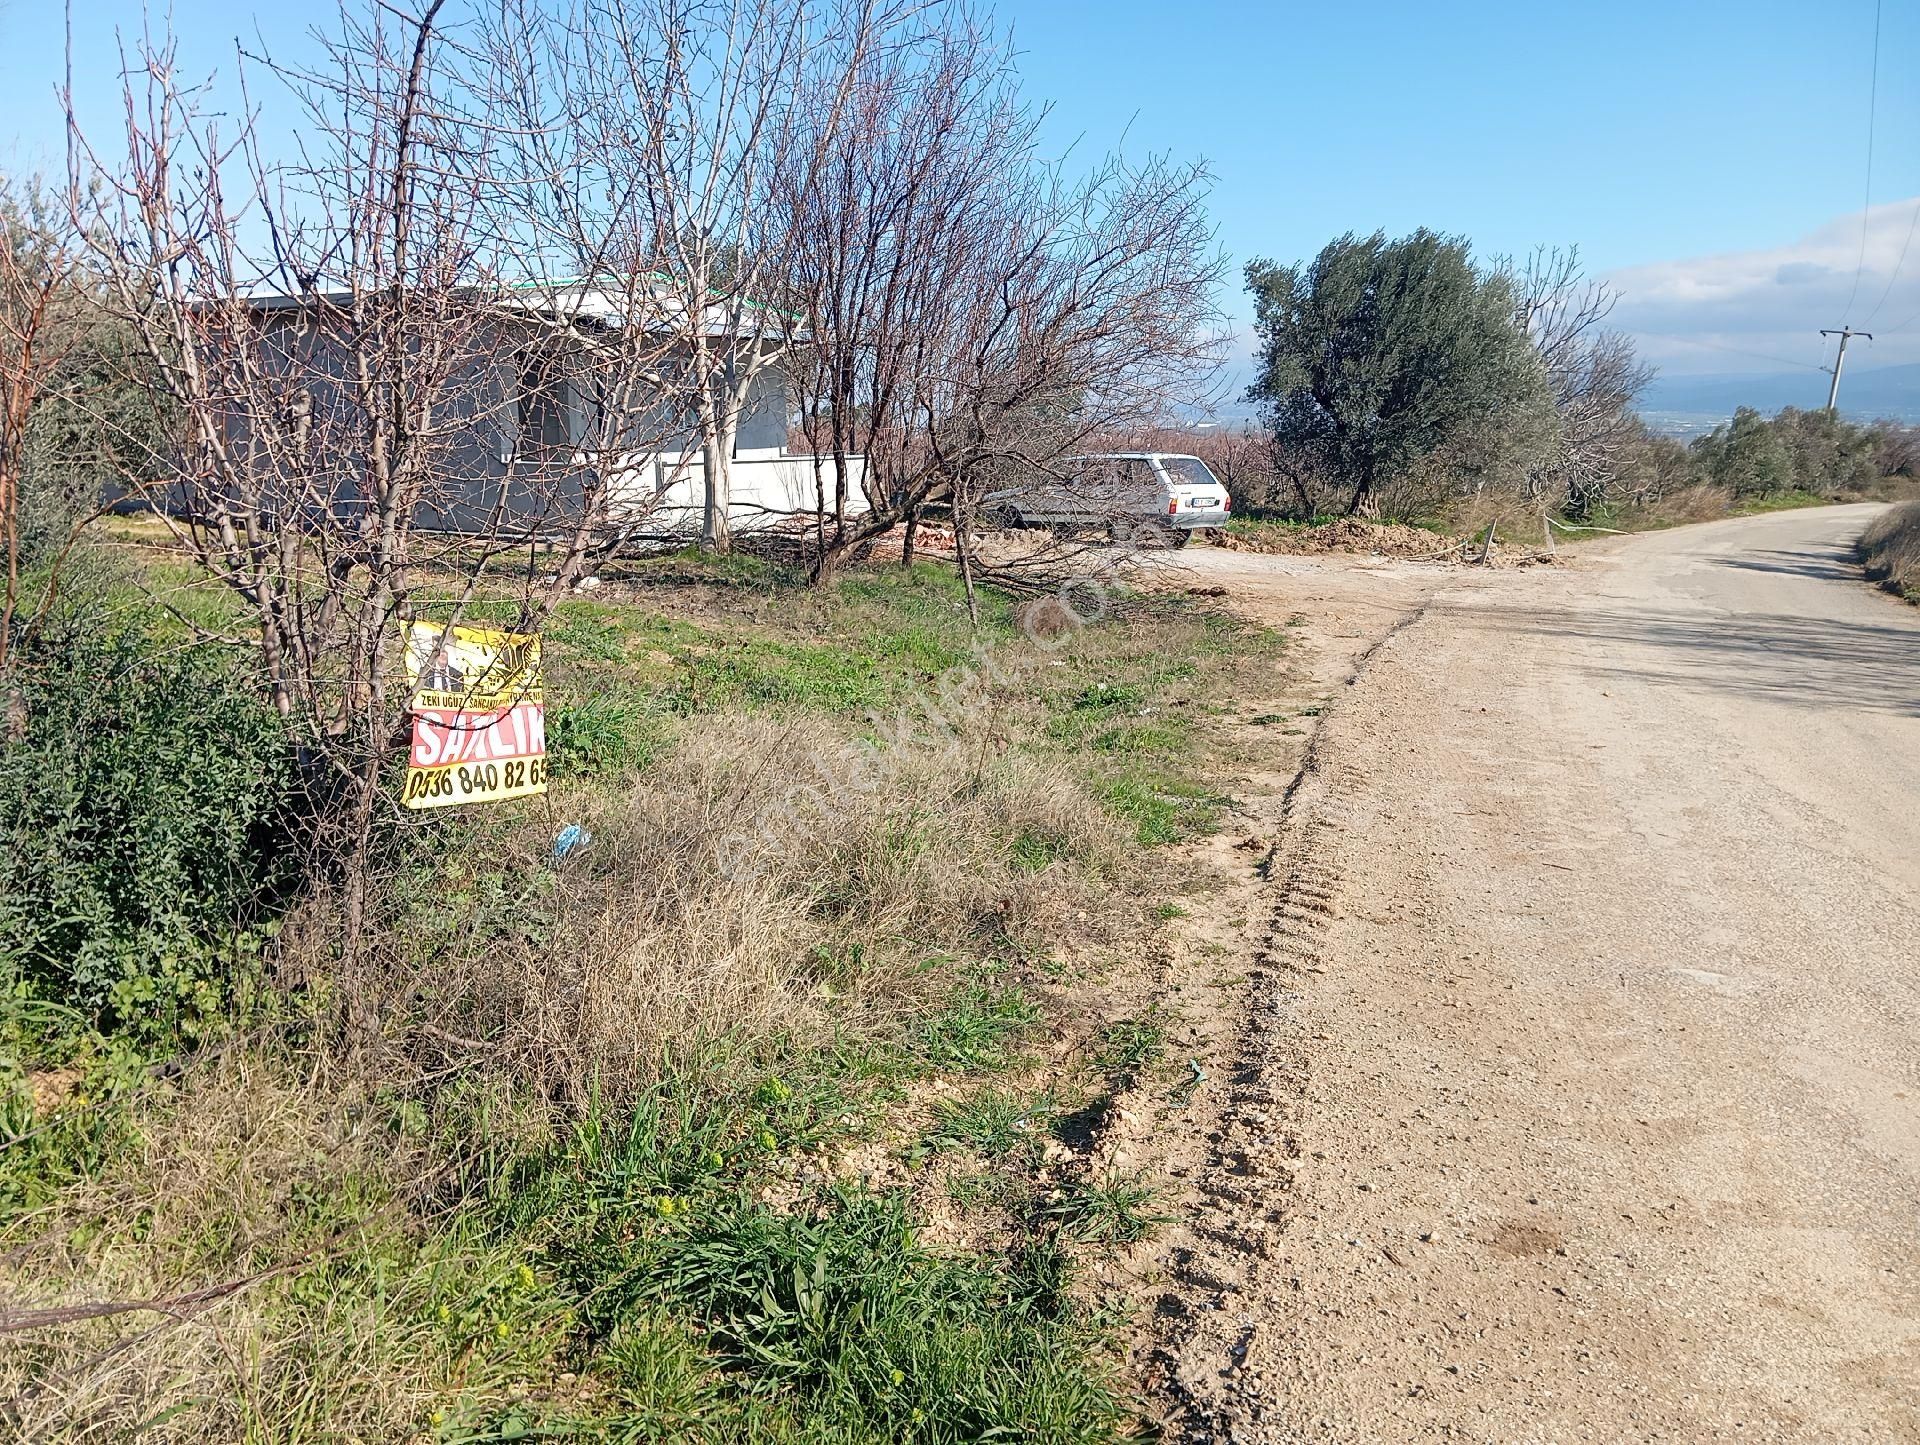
(1143, 506, 1920, 1442)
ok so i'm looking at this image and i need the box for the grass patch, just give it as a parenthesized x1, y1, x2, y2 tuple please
(540, 562, 1015, 733)
(2, 545, 1279, 1439)
(1098, 771, 1223, 846)
(1729, 488, 1831, 517)
(1008, 828, 1070, 874)
(920, 1087, 1056, 1160)
(913, 978, 1041, 1072)
(1029, 596, 1279, 849)
(1042, 1174, 1169, 1246)
(581, 1191, 1126, 1442)
(546, 684, 674, 776)
(670, 636, 894, 713)
(1092, 1012, 1169, 1085)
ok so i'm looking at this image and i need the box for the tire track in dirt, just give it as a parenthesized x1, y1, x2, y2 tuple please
(1141, 594, 1433, 1442)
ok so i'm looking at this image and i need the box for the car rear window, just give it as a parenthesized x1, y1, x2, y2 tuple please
(1159, 456, 1220, 490)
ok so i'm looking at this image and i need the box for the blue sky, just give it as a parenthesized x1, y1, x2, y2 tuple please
(4, 0, 1917, 378)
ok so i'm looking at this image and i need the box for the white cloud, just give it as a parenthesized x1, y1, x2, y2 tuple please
(1605, 199, 1920, 375)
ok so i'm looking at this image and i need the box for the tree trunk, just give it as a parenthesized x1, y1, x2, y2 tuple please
(337, 753, 384, 967)
(695, 355, 735, 554)
(700, 435, 732, 554)
(953, 494, 980, 627)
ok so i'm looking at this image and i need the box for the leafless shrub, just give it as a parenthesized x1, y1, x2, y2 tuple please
(1872, 421, 1920, 480)
(509, 0, 886, 554)
(769, 13, 1225, 596)
(65, 6, 701, 942)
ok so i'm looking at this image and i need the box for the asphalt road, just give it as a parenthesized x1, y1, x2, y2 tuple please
(1153, 506, 1920, 1442)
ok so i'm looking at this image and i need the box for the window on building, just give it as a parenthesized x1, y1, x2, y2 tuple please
(732, 363, 791, 456)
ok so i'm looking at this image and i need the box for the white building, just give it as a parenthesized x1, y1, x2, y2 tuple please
(219, 278, 867, 546)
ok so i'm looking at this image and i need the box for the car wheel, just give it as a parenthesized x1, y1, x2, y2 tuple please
(1169, 528, 1192, 548)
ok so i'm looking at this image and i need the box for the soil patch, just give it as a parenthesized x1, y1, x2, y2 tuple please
(1210, 520, 1454, 558)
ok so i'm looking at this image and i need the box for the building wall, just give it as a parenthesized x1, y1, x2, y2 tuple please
(623, 451, 870, 540)
(199, 311, 864, 545)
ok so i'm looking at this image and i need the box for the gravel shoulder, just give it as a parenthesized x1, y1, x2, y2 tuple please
(1138, 507, 1920, 1443)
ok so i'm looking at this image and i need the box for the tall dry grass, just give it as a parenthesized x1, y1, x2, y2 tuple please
(1442, 481, 1739, 545)
(1859, 501, 1920, 600)
(0, 1052, 438, 1442)
(322, 714, 1137, 1111)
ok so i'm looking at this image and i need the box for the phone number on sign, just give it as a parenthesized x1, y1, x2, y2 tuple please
(402, 756, 547, 806)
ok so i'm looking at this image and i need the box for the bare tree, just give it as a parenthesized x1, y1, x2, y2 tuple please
(66, 5, 691, 948)
(774, 20, 1226, 596)
(1508, 245, 1654, 537)
(774, 6, 1024, 582)
(547, 0, 883, 555)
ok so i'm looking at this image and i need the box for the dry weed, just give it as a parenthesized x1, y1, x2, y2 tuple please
(0, 1052, 413, 1441)
(332, 714, 1136, 1109)
(1632, 483, 1740, 527)
(1213, 519, 1453, 558)
(1859, 501, 1920, 599)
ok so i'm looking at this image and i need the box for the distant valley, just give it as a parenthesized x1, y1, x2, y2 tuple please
(1637, 361, 1920, 435)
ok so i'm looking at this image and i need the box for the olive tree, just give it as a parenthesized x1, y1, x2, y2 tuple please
(1244, 229, 1555, 518)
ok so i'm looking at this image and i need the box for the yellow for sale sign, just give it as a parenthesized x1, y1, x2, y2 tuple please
(402, 622, 546, 810)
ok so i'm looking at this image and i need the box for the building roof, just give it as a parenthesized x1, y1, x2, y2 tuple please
(237, 274, 802, 339)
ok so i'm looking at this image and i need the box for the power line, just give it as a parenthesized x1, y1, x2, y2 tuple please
(1863, 195, 1920, 328)
(1648, 332, 1826, 371)
(1879, 301, 1920, 334)
(1841, 0, 1883, 322)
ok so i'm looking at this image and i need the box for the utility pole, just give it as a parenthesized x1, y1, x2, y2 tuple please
(1818, 327, 1872, 414)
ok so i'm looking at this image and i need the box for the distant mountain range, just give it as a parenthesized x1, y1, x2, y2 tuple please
(1637, 362, 1919, 435)
(1194, 362, 1917, 437)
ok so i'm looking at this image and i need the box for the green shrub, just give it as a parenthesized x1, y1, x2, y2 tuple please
(1691, 405, 1886, 499)
(0, 624, 296, 1033)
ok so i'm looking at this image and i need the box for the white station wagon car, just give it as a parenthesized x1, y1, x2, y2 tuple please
(982, 452, 1230, 546)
